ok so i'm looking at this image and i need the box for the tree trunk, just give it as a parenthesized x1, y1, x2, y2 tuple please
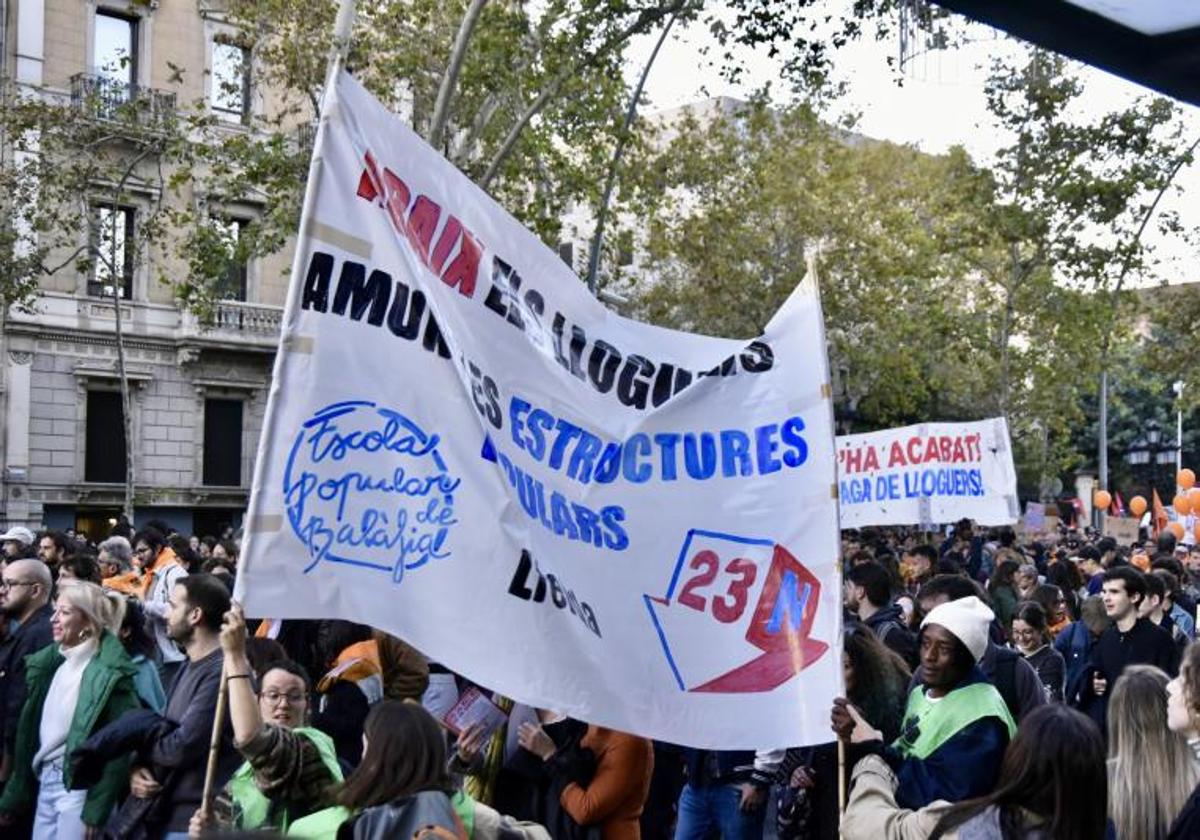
(110, 224, 135, 524)
(998, 284, 1015, 419)
(479, 0, 689, 190)
(427, 0, 489, 151)
(103, 149, 156, 525)
(585, 9, 678, 292)
(1098, 368, 1108, 494)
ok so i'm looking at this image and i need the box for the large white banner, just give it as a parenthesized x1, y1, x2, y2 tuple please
(836, 418, 1019, 529)
(238, 72, 842, 749)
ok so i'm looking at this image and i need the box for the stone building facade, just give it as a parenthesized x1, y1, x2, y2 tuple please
(1, 0, 294, 538)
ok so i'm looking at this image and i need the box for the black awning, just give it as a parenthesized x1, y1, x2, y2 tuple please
(932, 0, 1200, 107)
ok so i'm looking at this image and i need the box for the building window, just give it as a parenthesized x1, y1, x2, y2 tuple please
(89, 204, 134, 299)
(203, 398, 243, 486)
(94, 10, 138, 91)
(212, 40, 250, 122)
(213, 216, 248, 301)
(85, 390, 127, 483)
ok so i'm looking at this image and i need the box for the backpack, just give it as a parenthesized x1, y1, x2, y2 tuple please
(873, 619, 918, 669)
(990, 647, 1021, 720)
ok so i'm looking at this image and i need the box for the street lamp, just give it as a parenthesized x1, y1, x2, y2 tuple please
(1126, 419, 1174, 499)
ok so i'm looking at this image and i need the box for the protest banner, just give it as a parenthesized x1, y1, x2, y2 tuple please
(1102, 517, 1141, 545)
(1023, 501, 1046, 533)
(1017, 513, 1060, 539)
(836, 418, 1018, 529)
(237, 71, 842, 749)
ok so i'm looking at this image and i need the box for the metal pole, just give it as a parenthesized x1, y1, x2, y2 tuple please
(236, 0, 358, 603)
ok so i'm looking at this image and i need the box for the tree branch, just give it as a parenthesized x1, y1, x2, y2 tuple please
(428, 0, 489, 151)
(586, 8, 679, 291)
(479, 0, 692, 190)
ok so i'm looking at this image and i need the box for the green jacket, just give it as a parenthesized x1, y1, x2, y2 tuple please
(226, 726, 344, 832)
(893, 681, 1016, 760)
(0, 631, 141, 826)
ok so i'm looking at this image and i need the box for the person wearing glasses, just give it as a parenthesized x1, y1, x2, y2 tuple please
(1009, 601, 1065, 703)
(0, 560, 53, 796)
(189, 603, 342, 835)
(97, 537, 140, 597)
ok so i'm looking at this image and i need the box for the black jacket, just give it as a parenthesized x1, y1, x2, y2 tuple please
(1083, 617, 1178, 731)
(494, 718, 598, 840)
(314, 679, 371, 767)
(681, 749, 773, 788)
(1169, 784, 1200, 840)
(1023, 645, 1065, 703)
(0, 603, 52, 754)
(71, 709, 174, 788)
(862, 605, 917, 667)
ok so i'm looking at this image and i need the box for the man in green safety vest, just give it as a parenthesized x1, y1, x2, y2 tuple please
(834, 595, 1016, 809)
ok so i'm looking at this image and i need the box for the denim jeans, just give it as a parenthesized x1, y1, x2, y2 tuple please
(673, 782, 766, 840)
(33, 759, 87, 840)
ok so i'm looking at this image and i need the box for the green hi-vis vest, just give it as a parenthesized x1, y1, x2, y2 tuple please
(286, 791, 477, 839)
(892, 682, 1017, 760)
(228, 727, 344, 833)
(288, 805, 350, 839)
(451, 790, 476, 837)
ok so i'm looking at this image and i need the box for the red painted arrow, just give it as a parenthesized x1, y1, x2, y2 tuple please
(690, 544, 828, 693)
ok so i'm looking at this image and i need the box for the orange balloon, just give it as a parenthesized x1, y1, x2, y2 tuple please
(1170, 521, 1186, 540)
(1094, 490, 1112, 510)
(1194, 521, 1200, 543)
(1129, 495, 1148, 516)
(1180, 469, 1197, 489)
(1176, 494, 1193, 515)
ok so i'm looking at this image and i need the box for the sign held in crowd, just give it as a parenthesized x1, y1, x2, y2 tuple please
(1102, 516, 1141, 543)
(238, 72, 843, 749)
(836, 418, 1019, 529)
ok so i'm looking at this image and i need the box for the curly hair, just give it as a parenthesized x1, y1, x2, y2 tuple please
(845, 624, 911, 742)
(1183, 643, 1200, 724)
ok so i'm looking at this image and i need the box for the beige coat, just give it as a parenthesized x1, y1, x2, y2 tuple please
(841, 754, 955, 840)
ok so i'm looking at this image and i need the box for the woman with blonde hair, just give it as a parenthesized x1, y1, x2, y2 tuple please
(1108, 664, 1200, 840)
(0, 581, 140, 839)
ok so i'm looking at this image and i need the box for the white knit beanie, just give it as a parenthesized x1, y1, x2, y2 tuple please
(921, 596, 993, 663)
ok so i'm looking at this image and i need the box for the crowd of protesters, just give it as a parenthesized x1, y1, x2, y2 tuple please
(4, 516, 1200, 839)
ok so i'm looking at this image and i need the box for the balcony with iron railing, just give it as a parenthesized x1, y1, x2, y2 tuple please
(206, 299, 282, 335)
(295, 121, 317, 156)
(70, 74, 177, 128)
(179, 299, 283, 350)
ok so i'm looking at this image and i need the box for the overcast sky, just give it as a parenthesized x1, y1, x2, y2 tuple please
(625, 4, 1200, 286)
